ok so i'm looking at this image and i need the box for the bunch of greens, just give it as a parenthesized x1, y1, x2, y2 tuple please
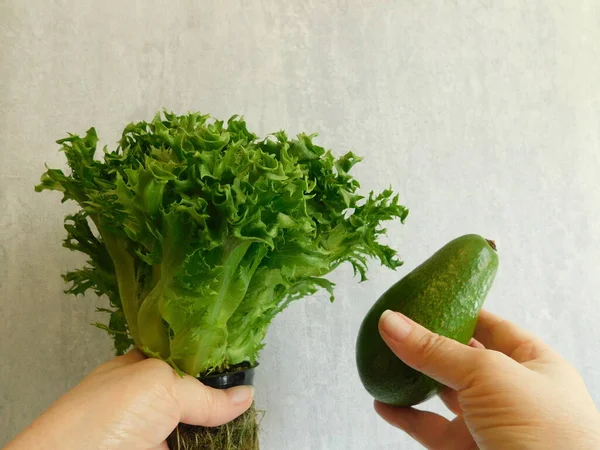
(36, 111, 407, 379)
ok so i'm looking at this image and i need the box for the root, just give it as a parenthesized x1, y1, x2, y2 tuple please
(167, 403, 261, 450)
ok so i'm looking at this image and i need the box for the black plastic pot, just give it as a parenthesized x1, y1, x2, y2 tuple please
(198, 364, 257, 389)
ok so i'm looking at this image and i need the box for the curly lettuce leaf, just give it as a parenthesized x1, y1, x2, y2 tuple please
(36, 111, 408, 376)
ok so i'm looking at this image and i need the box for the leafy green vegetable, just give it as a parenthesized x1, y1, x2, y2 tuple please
(36, 111, 408, 376)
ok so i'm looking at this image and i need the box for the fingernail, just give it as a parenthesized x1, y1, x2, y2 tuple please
(468, 338, 485, 349)
(227, 385, 254, 405)
(380, 310, 412, 341)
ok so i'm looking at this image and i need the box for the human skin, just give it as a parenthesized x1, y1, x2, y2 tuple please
(376, 309, 600, 450)
(4, 350, 254, 450)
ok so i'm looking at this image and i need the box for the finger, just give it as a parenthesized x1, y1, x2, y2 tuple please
(115, 348, 147, 365)
(474, 310, 550, 362)
(379, 310, 482, 390)
(92, 348, 147, 375)
(469, 337, 485, 349)
(438, 387, 462, 416)
(173, 376, 254, 427)
(374, 401, 475, 450)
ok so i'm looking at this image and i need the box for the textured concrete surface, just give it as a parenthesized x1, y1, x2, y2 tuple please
(1, 1, 600, 449)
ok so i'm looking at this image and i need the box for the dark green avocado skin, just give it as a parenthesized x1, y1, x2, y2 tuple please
(356, 234, 499, 407)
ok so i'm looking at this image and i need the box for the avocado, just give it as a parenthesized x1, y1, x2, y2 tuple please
(355, 234, 498, 406)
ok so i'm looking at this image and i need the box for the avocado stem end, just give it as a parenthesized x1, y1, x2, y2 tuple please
(486, 239, 497, 252)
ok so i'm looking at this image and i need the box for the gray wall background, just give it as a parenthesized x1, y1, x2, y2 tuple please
(1, 1, 599, 449)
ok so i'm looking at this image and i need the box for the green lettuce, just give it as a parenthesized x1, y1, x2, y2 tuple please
(36, 111, 408, 376)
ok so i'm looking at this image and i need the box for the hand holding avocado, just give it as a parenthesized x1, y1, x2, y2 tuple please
(357, 235, 600, 449)
(375, 308, 600, 449)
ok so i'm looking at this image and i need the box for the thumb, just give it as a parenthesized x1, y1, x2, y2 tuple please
(172, 376, 254, 427)
(379, 310, 482, 391)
